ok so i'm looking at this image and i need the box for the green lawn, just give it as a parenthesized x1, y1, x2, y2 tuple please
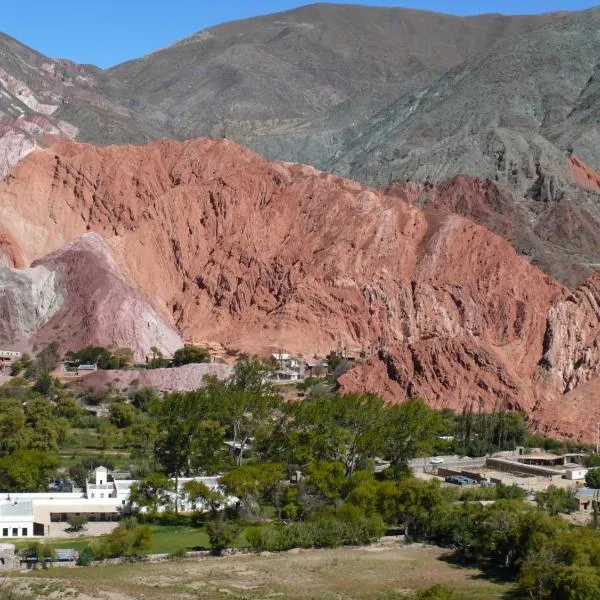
(12, 524, 249, 555)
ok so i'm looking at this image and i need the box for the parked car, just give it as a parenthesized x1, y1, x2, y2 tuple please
(430, 457, 445, 464)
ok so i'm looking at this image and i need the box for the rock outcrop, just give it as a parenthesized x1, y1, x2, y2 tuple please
(2, 137, 600, 440)
(0, 233, 182, 360)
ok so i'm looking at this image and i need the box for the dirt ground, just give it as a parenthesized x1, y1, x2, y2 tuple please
(46, 522, 120, 539)
(7, 539, 515, 600)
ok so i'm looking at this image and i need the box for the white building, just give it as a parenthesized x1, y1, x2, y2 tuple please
(0, 350, 21, 367)
(270, 352, 304, 382)
(0, 467, 225, 539)
(0, 501, 37, 538)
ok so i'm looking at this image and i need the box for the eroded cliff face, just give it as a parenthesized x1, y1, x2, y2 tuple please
(0, 263, 63, 346)
(2, 137, 600, 439)
(0, 233, 182, 360)
(539, 272, 600, 393)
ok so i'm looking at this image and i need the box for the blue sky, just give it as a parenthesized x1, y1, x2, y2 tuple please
(4, 1, 599, 68)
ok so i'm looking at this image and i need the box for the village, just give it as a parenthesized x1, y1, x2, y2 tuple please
(1, 341, 600, 577)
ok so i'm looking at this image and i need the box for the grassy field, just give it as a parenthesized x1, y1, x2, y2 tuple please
(11, 524, 249, 555)
(7, 541, 516, 600)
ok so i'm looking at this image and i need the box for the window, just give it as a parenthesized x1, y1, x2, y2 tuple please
(100, 493, 104, 498)
(2, 528, 7, 537)
(21, 528, 27, 537)
(12, 528, 17, 537)
(91, 493, 95, 498)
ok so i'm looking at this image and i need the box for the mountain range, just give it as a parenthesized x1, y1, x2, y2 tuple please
(3, 5, 600, 285)
(2, 4, 600, 439)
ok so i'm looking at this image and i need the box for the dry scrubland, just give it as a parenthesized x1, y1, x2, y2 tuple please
(6, 542, 513, 599)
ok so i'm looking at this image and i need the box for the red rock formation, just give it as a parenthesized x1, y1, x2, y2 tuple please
(31, 234, 183, 359)
(0, 233, 182, 360)
(3, 137, 600, 440)
(569, 154, 600, 193)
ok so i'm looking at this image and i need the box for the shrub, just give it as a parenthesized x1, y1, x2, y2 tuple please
(20, 542, 56, 568)
(76, 546, 95, 566)
(417, 584, 462, 599)
(93, 518, 152, 559)
(172, 345, 210, 366)
(206, 520, 239, 556)
(246, 515, 384, 552)
(169, 548, 187, 560)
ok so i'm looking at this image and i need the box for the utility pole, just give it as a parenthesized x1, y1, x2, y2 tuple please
(597, 422, 600, 455)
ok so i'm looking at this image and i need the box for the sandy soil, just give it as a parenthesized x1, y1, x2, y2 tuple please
(45, 522, 120, 539)
(9, 540, 514, 600)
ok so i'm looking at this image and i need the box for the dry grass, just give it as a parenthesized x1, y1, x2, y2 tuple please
(9, 540, 515, 600)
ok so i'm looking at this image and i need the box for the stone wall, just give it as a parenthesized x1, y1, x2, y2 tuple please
(0, 543, 20, 570)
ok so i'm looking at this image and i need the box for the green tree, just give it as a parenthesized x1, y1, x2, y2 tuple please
(55, 396, 83, 423)
(265, 394, 386, 475)
(386, 398, 443, 472)
(32, 372, 55, 397)
(520, 544, 558, 600)
(129, 472, 175, 513)
(130, 387, 160, 412)
(97, 422, 119, 450)
(536, 486, 579, 516)
(172, 345, 210, 366)
(109, 403, 137, 428)
(35, 341, 61, 373)
(113, 347, 134, 369)
(67, 515, 88, 532)
(551, 566, 600, 600)
(20, 541, 56, 568)
(221, 463, 285, 513)
(0, 449, 60, 491)
(66, 346, 118, 370)
(302, 461, 346, 512)
(153, 391, 226, 508)
(375, 478, 444, 541)
(0, 400, 27, 455)
(25, 397, 68, 451)
(344, 470, 380, 516)
(183, 480, 225, 517)
(586, 468, 600, 489)
(147, 346, 169, 369)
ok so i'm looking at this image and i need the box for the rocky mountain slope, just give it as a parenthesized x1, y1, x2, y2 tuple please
(106, 5, 600, 287)
(0, 33, 161, 177)
(3, 6, 600, 285)
(0, 232, 182, 360)
(3, 137, 600, 440)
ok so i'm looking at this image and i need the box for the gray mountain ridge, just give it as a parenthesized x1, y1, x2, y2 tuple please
(1, 3, 600, 286)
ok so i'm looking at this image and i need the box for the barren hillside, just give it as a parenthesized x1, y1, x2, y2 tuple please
(2, 137, 600, 439)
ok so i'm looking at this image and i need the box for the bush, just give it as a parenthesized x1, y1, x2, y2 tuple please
(417, 584, 462, 599)
(206, 520, 239, 556)
(246, 515, 384, 552)
(20, 542, 56, 568)
(93, 518, 152, 559)
(0, 582, 33, 599)
(169, 548, 187, 560)
(172, 346, 210, 366)
(76, 546, 95, 566)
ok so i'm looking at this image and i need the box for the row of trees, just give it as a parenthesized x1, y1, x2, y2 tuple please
(12, 342, 212, 377)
